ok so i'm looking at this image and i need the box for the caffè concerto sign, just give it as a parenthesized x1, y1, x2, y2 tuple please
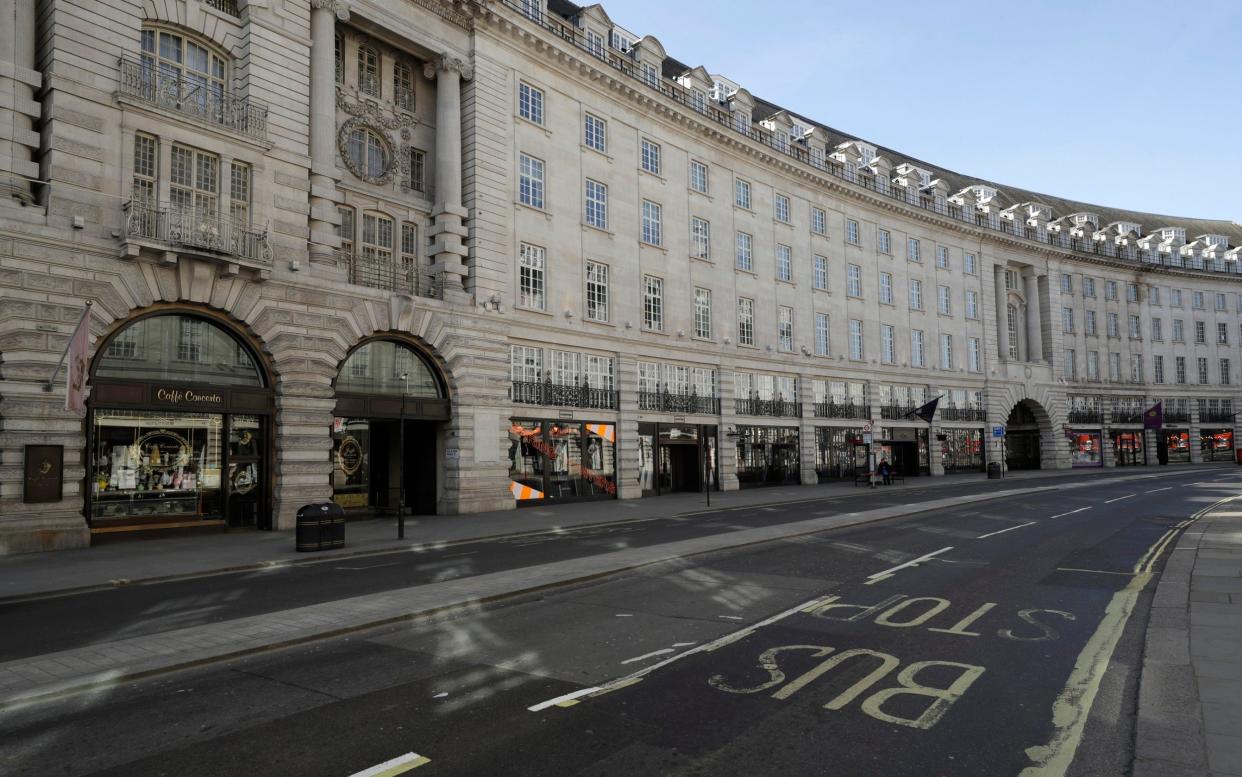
(154, 387, 225, 407)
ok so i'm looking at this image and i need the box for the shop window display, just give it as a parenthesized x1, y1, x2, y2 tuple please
(1070, 431, 1103, 467)
(509, 420, 616, 503)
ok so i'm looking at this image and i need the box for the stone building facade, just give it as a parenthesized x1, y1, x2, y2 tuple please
(1, 0, 1240, 553)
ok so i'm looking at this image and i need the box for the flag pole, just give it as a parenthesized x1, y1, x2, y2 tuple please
(44, 301, 92, 392)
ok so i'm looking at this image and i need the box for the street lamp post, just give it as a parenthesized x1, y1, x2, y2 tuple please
(398, 371, 408, 539)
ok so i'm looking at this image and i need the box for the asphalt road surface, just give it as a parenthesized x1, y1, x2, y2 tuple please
(3, 468, 1237, 776)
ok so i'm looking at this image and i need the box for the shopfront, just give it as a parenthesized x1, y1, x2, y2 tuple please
(1111, 430, 1144, 466)
(940, 428, 985, 473)
(1070, 430, 1103, 468)
(637, 422, 717, 496)
(878, 427, 929, 476)
(1164, 430, 1191, 463)
(815, 427, 868, 481)
(509, 420, 617, 503)
(88, 312, 273, 536)
(332, 340, 449, 516)
(1201, 429, 1235, 462)
(735, 426, 800, 488)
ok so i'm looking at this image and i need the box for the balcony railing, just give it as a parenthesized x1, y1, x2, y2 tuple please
(880, 404, 919, 420)
(940, 407, 986, 422)
(125, 202, 271, 265)
(812, 401, 870, 420)
(1112, 409, 1143, 424)
(204, 0, 239, 16)
(118, 56, 268, 141)
(638, 389, 720, 415)
(498, 0, 1240, 278)
(735, 396, 801, 418)
(1067, 409, 1102, 424)
(343, 251, 439, 299)
(1165, 409, 1191, 424)
(1199, 409, 1235, 424)
(511, 379, 619, 410)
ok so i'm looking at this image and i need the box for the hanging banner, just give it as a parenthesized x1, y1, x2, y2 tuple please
(64, 304, 92, 415)
(585, 423, 616, 443)
(509, 481, 545, 500)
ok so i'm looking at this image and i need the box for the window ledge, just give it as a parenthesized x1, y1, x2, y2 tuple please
(581, 222, 614, 238)
(733, 204, 755, 215)
(639, 240, 667, 254)
(639, 168, 666, 183)
(690, 256, 713, 265)
(515, 305, 554, 317)
(515, 115, 552, 137)
(515, 201, 552, 221)
(734, 267, 756, 277)
(581, 144, 612, 162)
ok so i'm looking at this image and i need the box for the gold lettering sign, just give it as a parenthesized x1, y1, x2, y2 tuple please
(154, 387, 225, 406)
(337, 436, 363, 476)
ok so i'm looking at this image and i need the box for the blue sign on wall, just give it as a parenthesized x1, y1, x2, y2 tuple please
(992, 426, 1005, 438)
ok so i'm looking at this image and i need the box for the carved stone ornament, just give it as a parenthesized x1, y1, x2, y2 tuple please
(423, 52, 474, 81)
(337, 116, 397, 185)
(310, 0, 351, 21)
(336, 90, 419, 131)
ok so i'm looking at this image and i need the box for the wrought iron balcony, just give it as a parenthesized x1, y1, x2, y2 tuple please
(880, 404, 919, 420)
(118, 56, 268, 141)
(1199, 409, 1235, 423)
(343, 251, 439, 299)
(204, 0, 239, 15)
(1165, 409, 1191, 424)
(735, 396, 801, 418)
(812, 401, 870, 420)
(124, 202, 271, 266)
(1111, 409, 1143, 424)
(940, 407, 986, 422)
(638, 388, 720, 415)
(511, 379, 619, 411)
(1067, 409, 1102, 424)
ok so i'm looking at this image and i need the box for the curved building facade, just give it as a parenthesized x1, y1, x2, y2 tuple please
(1, 0, 1238, 552)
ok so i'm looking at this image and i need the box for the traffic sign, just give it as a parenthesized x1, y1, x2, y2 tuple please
(862, 423, 872, 433)
(992, 425, 1005, 438)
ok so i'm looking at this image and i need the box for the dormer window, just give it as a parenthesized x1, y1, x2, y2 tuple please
(1160, 227, 1185, 242)
(1204, 235, 1229, 248)
(639, 62, 659, 88)
(973, 186, 996, 204)
(610, 29, 634, 53)
(586, 29, 605, 59)
(858, 145, 876, 165)
(689, 88, 706, 113)
(918, 171, 932, 188)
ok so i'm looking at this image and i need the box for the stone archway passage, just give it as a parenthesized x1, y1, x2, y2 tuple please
(1005, 399, 1051, 471)
(332, 339, 451, 517)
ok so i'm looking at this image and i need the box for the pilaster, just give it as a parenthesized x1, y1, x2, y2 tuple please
(307, 0, 350, 263)
(615, 358, 641, 500)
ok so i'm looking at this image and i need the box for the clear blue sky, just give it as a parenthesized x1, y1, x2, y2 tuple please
(597, 0, 1242, 223)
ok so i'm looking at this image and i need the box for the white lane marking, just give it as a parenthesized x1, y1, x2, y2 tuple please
(672, 642, 697, 647)
(614, 613, 633, 617)
(976, 521, 1036, 540)
(528, 687, 601, 712)
(335, 562, 401, 571)
(526, 593, 840, 712)
(1049, 507, 1090, 519)
(718, 615, 744, 621)
(347, 752, 430, 777)
(1103, 494, 1134, 504)
(863, 547, 954, 586)
(1055, 568, 1134, 577)
(620, 649, 675, 665)
(1144, 487, 1172, 493)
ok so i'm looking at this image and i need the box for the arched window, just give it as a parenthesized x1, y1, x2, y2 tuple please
(346, 126, 389, 179)
(95, 314, 264, 387)
(140, 28, 226, 119)
(358, 46, 379, 96)
(334, 34, 344, 84)
(361, 212, 393, 262)
(394, 62, 414, 111)
(337, 341, 443, 398)
(1006, 304, 1019, 359)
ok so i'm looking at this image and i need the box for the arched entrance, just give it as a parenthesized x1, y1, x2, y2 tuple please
(87, 310, 274, 538)
(332, 338, 449, 516)
(1004, 399, 1050, 470)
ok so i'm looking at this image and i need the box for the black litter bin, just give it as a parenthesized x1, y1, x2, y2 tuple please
(987, 462, 1002, 479)
(296, 502, 346, 551)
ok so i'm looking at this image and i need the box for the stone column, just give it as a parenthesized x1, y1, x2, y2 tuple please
(993, 265, 1009, 361)
(1189, 402, 1204, 464)
(307, 0, 349, 264)
(615, 359, 642, 500)
(1023, 270, 1044, 362)
(425, 53, 472, 303)
(718, 371, 740, 491)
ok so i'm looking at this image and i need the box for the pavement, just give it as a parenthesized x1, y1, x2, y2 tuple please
(0, 463, 1240, 776)
(1135, 487, 1242, 777)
